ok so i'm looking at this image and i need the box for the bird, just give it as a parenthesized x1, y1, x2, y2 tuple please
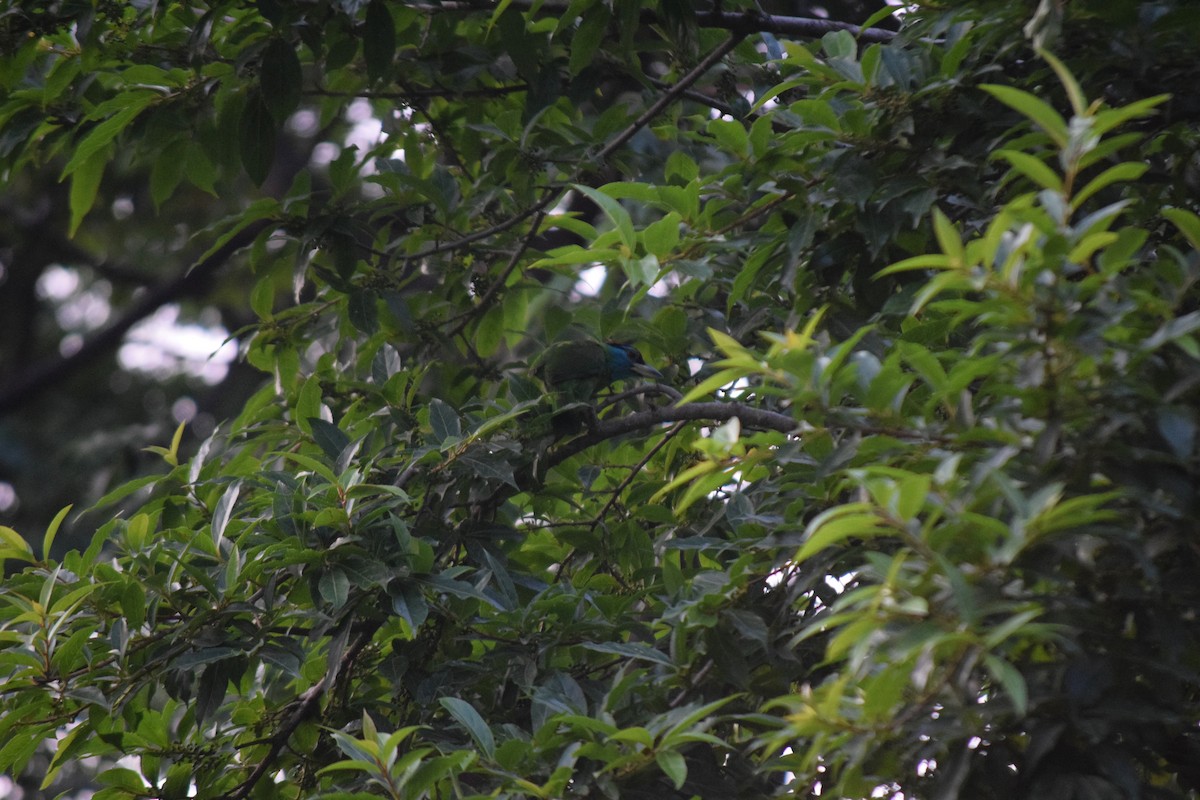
(534, 340, 663, 404)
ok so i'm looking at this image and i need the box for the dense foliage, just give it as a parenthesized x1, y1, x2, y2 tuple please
(2, 1, 1200, 798)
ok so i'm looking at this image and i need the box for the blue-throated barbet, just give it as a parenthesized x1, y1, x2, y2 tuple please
(535, 340, 663, 403)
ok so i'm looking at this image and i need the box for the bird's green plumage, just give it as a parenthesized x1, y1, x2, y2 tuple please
(534, 340, 661, 404)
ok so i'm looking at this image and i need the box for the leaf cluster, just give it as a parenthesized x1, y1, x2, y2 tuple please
(2, 1, 1200, 799)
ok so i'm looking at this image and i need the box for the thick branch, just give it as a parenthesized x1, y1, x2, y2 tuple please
(430, 2, 898, 43)
(0, 219, 272, 417)
(546, 397, 962, 472)
(693, 8, 896, 42)
(547, 401, 798, 469)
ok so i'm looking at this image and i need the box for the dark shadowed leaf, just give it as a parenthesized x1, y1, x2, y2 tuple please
(363, 0, 396, 83)
(239, 88, 276, 185)
(260, 37, 303, 121)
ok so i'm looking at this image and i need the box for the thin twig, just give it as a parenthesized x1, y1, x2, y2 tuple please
(431, 33, 745, 327)
(443, 207, 550, 338)
(595, 33, 746, 163)
(591, 420, 685, 531)
(221, 626, 377, 800)
(306, 84, 527, 100)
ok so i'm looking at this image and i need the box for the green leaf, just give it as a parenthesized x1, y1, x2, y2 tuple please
(1147, 309, 1200, 352)
(821, 29, 856, 59)
(391, 583, 429, 631)
(250, 275, 274, 319)
(622, 253, 659, 287)
(0, 525, 34, 565)
(898, 341, 947, 392)
(874, 254, 956, 277)
(239, 88, 276, 186)
(982, 653, 1029, 715)
(440, 697, 495, 760)
(1071, 162, 1147, 210)
(329, 730, 379, 764)
(1038, 49, 1086, 116)
(363, 0, 397, 83)
(67, 145, 108, 237)
(656, 749, 687, 789)
(41, 720, 93, 789)
(428, 398, 462, 444)
(993, 149, 1063, 192)
(569, 5, 608, 76)
(121, 580, 147, 631)
(149, 138, 188, 210)
(750, 76, 806, 113)
(474, 305, 503, 358)
(42, 504, 72, 561)
(260, 37, 303, 121)
(1091, 94, 1169, 137)
(664, 150, 698, 183)
(319, 569, 350, 608)
(530, 246, 622, 269)
(707, 119, 749, 158)
(348, 289, 379, 334)
(309, 418, 350, 461)
(675, 367, 748, 407)
(190, 199, 279, 270)
(860, 4, 901, 34)
(89, 474, 160, 510)
(642, 212, 681, 257)
(578, 641, 673, 666)
(456, 452, 518, 489)
(282, 452, 339, 485)
(796, 503, 888, 562)
(296, 375, 323, 436)
(98, 767, 147, 792)
(663, 697, 737, 740)
(931, 207, 964, 263)
(1067, 231, 1118, 264)
(211, 482, 240, 544)
(143, 420, 187, 466)
(60, 91, 158, 178)
(610, 726, 654, 746)
(981, 84, 1068, 146)
(574, 184, 635, 249)
(1165, 208, 1200, 252)
(791, 98, 841, 131)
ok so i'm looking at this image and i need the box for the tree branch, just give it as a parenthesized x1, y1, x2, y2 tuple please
(222, 625, 377, 800)
(546, 396, 965, 471)
(595, 32, 746, 162)
(429, 32, 745, 323)
(0, 219, 272, 417)
(692, 8, 896, 43)
(547, 400, 798, 469)
(423, 2, 898, 43)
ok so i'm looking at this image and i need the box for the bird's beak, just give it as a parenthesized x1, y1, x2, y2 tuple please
(632, 363, 664, 380)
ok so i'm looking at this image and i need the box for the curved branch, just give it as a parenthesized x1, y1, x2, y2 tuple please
(693, 8, 897, 43)
(428, 2, 898, 43)
(0, 219, 272, 417)
(547, 400, 798, 469)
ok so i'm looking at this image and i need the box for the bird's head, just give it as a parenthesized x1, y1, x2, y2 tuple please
(605, 342, 663, 381)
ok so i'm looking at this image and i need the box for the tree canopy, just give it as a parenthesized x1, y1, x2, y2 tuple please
(3, 0, 1200, 798)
